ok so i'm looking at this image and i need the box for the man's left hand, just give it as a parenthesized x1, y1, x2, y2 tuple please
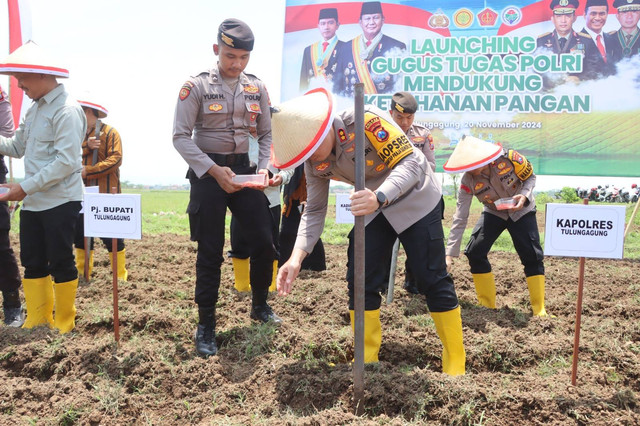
(510, 194, 526, 211)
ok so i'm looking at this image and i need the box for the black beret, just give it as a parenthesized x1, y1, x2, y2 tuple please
(360, 1, 383, 17)
(613, 0, 640, 11)
(218, 18, 254, 51)
(319, 8, 338, 21)
(391, 92, 418, 114)
(550, 0, 579, 14)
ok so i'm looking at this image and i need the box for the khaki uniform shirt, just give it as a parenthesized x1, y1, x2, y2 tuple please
(446, 151, 536, 257)
(295, 106, 442, 254)
(173, 65, 272, 177)
(407, 123, 435, 171)
(0, 84, 85, 211)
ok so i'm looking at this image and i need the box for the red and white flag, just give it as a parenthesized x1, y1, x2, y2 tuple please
(3, 0, 32, 127)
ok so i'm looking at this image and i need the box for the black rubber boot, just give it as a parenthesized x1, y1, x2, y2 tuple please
(250, 287, 282, 324)
(3, 291, 24, 327)
(194, 306, 217, 357)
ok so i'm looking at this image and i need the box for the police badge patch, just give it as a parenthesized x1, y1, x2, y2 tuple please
(179, 81, 194, 101)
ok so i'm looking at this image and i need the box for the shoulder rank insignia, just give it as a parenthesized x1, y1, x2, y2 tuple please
(338, 128, 348, 142)
(508, 149, 533, 181)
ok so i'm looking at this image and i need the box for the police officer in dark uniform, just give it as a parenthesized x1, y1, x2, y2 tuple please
(333, 1, 406, 96)
(537, 0, 601, 80)
(0, 85, 23, 327)
(610, 0, 640, 62)
(173, 18, 281, 358)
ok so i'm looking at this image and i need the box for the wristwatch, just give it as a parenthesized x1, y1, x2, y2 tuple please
(375, 190, 388, 210)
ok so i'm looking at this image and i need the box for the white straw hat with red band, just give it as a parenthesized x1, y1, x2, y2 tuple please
(0, 41, 69, 78)
(77, 93, 108, 118)
(271, 87, 335, 170)
(442, 135, 503, 173)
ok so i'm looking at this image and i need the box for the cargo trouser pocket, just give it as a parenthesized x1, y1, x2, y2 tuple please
(186, 201, 201, 242)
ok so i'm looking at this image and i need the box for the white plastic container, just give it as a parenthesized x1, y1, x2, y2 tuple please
(232, 174, 268, 187)
(0, 187, 9, 194)
(494, 197, 516, 210)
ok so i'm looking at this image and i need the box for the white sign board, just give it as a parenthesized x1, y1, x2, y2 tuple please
(544, 203, 626, 259)
(335, 193, 354, 224)
(79, 186, 99, 214)
(83, 193, 142, 240)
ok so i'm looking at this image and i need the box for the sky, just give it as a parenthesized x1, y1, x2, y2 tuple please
(1, 0, 638, 191)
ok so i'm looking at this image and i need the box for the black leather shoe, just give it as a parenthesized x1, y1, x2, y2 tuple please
(403, 281, 420, 295)
(250, 304, 283, 324)
(194, 324, 218, 357)
(3, 306, 25, 327)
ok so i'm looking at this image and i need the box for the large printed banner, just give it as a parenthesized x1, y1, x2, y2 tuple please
(281, 0, 640, 176)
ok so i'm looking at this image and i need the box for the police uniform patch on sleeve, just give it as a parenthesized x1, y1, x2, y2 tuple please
(364, 112, 413, 168)
(508, 149, 533, 181)
(179, 81, 194, 101)
(460, 184, 471, 194)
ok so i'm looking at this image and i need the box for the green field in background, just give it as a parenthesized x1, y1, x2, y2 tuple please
(10, 189, 640, 258)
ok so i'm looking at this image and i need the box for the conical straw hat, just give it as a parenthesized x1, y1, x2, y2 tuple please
(0, 41, 69, 78)
(443, 135, 503, 173)
(77, 92, 108, 118)
(271, 87, 334, 170)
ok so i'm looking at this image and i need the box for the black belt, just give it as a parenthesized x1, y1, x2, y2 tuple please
(207, 153, 249, 167)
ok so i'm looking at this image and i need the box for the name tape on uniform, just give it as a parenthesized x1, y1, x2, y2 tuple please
(83, 193, 142, 240)
(544, 203, 626, 259)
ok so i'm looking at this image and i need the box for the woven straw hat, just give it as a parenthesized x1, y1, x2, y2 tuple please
(443, 135, 503, 173)
(0, 41, 69, 78)
(271, 87, 334, 170)
(77, 93, 108, 118)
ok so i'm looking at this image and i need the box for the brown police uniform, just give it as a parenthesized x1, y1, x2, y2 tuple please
(446, 150, 544, 278)
(406, 123, 435, 172)
(173, 19, 279, 359)
(299, 106, 457, 312)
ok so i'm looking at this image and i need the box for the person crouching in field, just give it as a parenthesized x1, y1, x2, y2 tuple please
(0, 42, 85, 333)
(274, 88, 465, 376)
(74, 95, 127, 282)
(443, 135, 548, 317)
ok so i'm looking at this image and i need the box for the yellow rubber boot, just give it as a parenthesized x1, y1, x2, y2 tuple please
(21, 277, 54, 329)
(231, 258, 251, 292)
(526, 275, 548, 317)
(472, 272, 497, 309)
(349, 309, 382, 363)
(53, 279, 79, 334)
(75, 248, 94, 279)
(110, 249, 128, 281)
(431, 307, 466, 376)
(269, 260, 278, 292)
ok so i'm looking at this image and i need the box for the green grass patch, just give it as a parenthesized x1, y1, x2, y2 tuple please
(9, 189, 640, 258)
